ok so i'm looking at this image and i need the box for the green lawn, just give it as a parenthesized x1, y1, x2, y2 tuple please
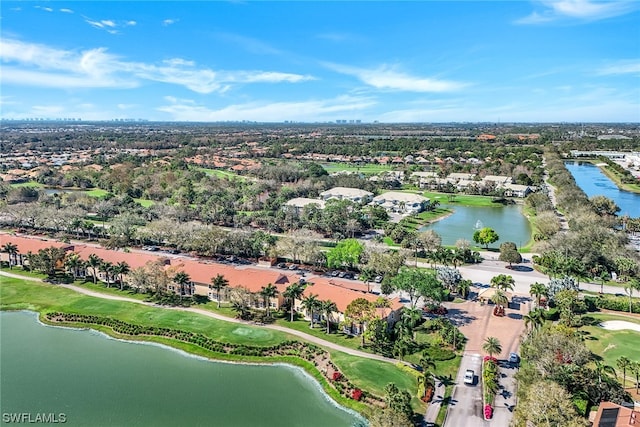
(83, 188, 110, 197)
(421, 191, 507, 207)
(134, 198, 155, 207)
(330, 351, 425, 412)
(9, 181, 44, 188)
(580, 313, 640, 387)
(197, 167, 247, 181)
(321, 163, 394, 175)
(1, 275, 421, 413)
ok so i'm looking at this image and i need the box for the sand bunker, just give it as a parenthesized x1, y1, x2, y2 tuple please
(599, 320, 640, 332)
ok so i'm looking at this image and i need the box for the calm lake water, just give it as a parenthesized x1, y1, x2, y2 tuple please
(420, 204, 532, 247)
(565, 162, 640, 217)
(0, 311, 365, 427)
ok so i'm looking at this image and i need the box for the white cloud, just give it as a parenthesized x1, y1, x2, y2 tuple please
(126, 20, 136, 26)
(325, 63, 467, 93)
(60, 8, 74, 14)
(157, 95, 376, 122)
(84, 17, 137, 33)
(516, 0, 639, 24)
(596, 61, 640, 76)
(34, 6, 53, 12)
(162, 19, 177, 26)
(0, 38, 316, 93)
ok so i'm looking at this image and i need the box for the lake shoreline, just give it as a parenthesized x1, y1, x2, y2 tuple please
(2, 308, 370, 423)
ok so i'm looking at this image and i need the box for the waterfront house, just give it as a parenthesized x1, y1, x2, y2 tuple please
(319, 187, 373, 204)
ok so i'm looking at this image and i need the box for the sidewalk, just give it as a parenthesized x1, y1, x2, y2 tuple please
(424, 376, 446, 426)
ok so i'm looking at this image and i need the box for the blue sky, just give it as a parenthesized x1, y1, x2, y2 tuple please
(1, 1, 639, 123)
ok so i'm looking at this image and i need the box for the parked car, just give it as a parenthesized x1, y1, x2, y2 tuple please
(464, 369, 475, 385)
(374, 275, 383, 283)
(288, 264, 299, 270)
(508, 353, 520, 366)
(330, 270, 340, 277)
(338, 271, 346, 278)
(277, 262, 287, 269)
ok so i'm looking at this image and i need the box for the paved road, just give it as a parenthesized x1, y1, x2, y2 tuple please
(424, 375, 446, 426)
(445, 352, 486, 427)
(493, 361, 518, 426)
(0, 270, 403, 365)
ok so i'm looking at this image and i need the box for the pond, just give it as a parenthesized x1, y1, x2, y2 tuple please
(565, 162, 640, 217)
(0, 311, 365, 427)
(419, 204, 531, 247)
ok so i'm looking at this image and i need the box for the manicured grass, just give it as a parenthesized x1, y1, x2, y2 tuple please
(580, 313, 640, 386)
(197, 167, 247, 181)
(9, 181, 44, 188)
(1, 277, 291, 347)
(435, 385, 454, 427)
(1, 275, 421, 414)
(275, 318, 368, 352)
(421, 191, 508, 207)
(1, 266, 46, 279)
(330, 351, 425, 412)
(84, 188, 110, 197)
(134, 198, 155, 207)
(321, 163, 394, 175)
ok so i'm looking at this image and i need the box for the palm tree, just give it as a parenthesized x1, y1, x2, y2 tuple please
(490, 274, 515, 292)
(301, 293, 320, 328)
(523, 308, 545, 331)
(283, 282, 306, 322)
(319, 299, 337, 334)
(529, 282, 548, 307)
(419, 350, 437, 375)
(64, 253, 83, 280)
(113, 261, 130, 290)
(173, 271, 191, 301)
(99, 261, 114, 287)
(401, 306, 423, 340)
(482, 337, 502, 358)
(359, 268, 374, 293)
(594, 360, 616, 384)
(210, 274, 229, 308)
(260, 283, 279, 318)
(491, 289, 509, 309)
(456, 279, 472, 299)
(631, 361, 640, 394)
(1, 243, 18, 269)
(617, 356, 631, 388)
(86, 254, 102, 284)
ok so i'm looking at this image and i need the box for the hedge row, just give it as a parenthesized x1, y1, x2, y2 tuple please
(584, 296, 640, 314)
(45, 312, 384, 406)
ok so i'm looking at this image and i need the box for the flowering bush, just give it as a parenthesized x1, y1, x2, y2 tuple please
(351, 389, 363, 401)
(332, 371, 342, 381)
(484, 404, 493, 419)
(483, 356, 497, 363)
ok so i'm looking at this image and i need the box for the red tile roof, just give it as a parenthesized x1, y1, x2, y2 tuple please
(73, 246, 167, 270)
(1, 234, 73, 254)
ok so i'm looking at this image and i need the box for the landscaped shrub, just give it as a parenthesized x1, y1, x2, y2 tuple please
(427, 346, 456, 361)
(484, 404, 493, 419)
(543, 307, 559, 320)
(332, 371, 342, 381)
(584, 295, 640, 314)
(351, 389, 362, 401)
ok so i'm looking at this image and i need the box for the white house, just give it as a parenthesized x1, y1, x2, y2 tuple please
(372, 191, 430, 214)
(503, 184, 534, 198)
(319, 187, 374, 203)
(284, 197, 326, 214)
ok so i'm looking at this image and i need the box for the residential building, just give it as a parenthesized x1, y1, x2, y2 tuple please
(372, 191, 430, 214)
(319, 187, 373, 203)
(447, 172, 476, 182)
(502, 183, 533, 198)
(591, 401, 638, 427)
(481, 175, 513, 185)
(284, 197, 326, 214)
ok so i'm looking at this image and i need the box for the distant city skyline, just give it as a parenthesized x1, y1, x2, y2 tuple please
(1, 1, 639, 123)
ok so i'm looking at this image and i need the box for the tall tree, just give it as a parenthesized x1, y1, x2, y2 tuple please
(301, 293, 320, 328)
(86, 254, 102, 284)
(529, 282, 548, 306)
(173, 271, 191, 301)
(1, 242, 18, 269)
(499, 241, 522, 267)
(472, 227, 499, 249)
(482, 337, 502, 358)
(616, 356, 631, 388)
(260, 283, 279, 318)
(345, 297, 375, 346)
(113, 261, 130, 290)
(210, 274, 229, 308)
(283, 282, 306, 321)
(319, 299, 338, 334)
(490, 274, 515, 292)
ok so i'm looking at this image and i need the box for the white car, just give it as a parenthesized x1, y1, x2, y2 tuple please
(463, 369, 475, 385)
